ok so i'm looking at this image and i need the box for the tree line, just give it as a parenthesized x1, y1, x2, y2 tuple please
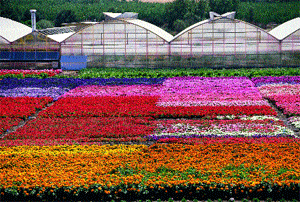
(0, 0, 299, 34)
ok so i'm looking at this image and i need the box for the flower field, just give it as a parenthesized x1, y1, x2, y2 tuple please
(252, 76, 300, 130)
(0, 69, 61, 78)
(0, 70, 300, 201)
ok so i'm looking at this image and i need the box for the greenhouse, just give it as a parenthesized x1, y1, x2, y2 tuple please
(1, 11, 300, 68)
(0, 14, 70, 69)
(8, 31, 61, 68)
(0, 17, 32, 68)
(269, 17, 300, 66)
(60, 12, 173, 67)
(170, 12, 281, 67)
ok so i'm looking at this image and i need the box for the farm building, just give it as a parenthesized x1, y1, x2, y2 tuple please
(269, 17, 300, 66)
(170, 12, 281, 67)
(60, 12, 173, 68)
(0, 16, 32, 68)
(1, 10, 300, 68)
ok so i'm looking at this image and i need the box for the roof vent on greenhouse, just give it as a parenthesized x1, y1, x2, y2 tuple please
(117, 12, 138, 19)
(221, 11, 236, 19)
(103, 12, 138, 21)
(209, 11, 235, 21)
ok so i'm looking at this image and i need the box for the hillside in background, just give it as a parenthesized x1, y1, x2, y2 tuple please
(0, 0, 299, 34)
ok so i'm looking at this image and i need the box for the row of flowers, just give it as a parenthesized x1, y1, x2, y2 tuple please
(251, 76, 300, 87)
(39, 96, 278, 118)
(0, 97, 53, 119)
(0, 118, 22, 134)
(60, 77, 267, 106)
(2, 117, 295, 145)
(0, 143, 299, 200)
(253, 77, 300, 129)
(2, 117, 155, 142)
(0, 78, 166, 90)
(77, 67, 300, 79)
(0, 69, 62, 78)
(0, 78, 166, 100)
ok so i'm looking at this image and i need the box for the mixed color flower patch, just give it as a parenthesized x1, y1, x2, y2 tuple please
(1, 77, 295, 145)
(1, 74, 299, 200)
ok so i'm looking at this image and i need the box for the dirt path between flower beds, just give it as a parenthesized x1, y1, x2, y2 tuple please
(58, 70, 79, 77)
(0, 101, 56, 139)
(266, 98, 300, 137)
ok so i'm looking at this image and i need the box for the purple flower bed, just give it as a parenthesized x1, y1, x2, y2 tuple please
(0, 78, 166, 100)
(251, 76, 300, 87)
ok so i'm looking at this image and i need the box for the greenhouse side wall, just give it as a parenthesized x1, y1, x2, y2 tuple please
(1, 32, 60, 69)
(0, 36, 11, 68)
(60, 17, 299, 68)
(169, 18, 282, 68)
(281, 29, 300, 67)
(61, 20, 171, 68)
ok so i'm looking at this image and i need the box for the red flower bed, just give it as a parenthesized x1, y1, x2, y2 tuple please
(0, 97, 53, 118)
(39, 96, 277, 118)
(0, 118, 22, 133)
(3, 117, 155, 141)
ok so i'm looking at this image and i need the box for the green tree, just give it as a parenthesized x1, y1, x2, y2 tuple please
(36, 19, 55, 29)
(164, 0, 188, 29)
(209, 0, 240, 14)
(195, 0, 210, 19)
(173, 19, 186, 32)
(54, 9, 78, 27)
(0, 0, 23, 22)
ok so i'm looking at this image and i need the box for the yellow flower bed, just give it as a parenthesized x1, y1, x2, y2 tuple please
(0, 143, 299, 200)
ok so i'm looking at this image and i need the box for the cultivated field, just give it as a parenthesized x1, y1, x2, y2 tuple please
(0, 68, 299, 201)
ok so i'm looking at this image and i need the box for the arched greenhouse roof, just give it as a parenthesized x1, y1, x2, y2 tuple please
(103, 12, 174, 42)
(124, 18, 174, 42)
(0, 17, 32, 42)
(269, 18, 300, 41)
(171, 11, 278, 42)
(171, 19, 210, 42)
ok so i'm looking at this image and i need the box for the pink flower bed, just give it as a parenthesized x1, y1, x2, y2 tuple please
(157, 77, 268, 106)
(254, 78, 300, 129)
(59, 77, 268, 107)
(258, 84, 300, 97)
(258, 84, 300, 116)
(0, 69, 61, 77)
(60, 84, 162, 98)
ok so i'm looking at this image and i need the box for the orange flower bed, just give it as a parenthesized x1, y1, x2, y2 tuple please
(0, 143, 299, 200)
